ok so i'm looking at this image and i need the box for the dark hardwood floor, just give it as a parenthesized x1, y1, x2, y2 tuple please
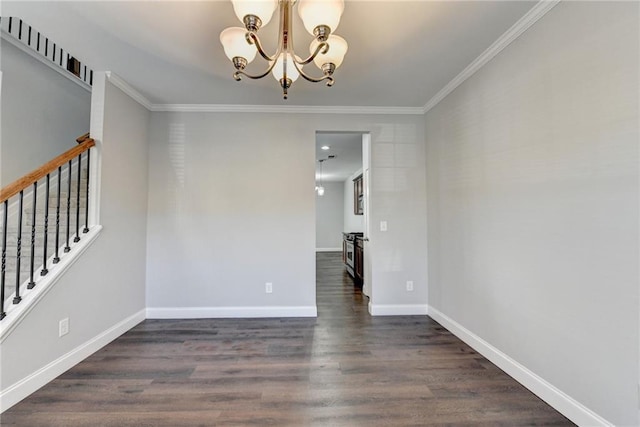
(1, 252, 573, 426)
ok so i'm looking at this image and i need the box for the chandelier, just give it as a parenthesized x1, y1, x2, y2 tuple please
(220, 0, 348, 99)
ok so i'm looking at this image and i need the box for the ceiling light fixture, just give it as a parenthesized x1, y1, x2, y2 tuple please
(220, 0, 348, 100)
(316, 158, 325, 196)
(321, 145, 330, 150)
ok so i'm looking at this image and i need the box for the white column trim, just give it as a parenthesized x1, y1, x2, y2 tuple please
(88, 72, 106, 227)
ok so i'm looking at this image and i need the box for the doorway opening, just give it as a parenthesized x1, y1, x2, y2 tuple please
(314, 131, 372, 316)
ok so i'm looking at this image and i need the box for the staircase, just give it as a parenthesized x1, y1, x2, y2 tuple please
(3, 171, 88, 306)
(0, 137, 95, 320)
(1, 16, 94, 89)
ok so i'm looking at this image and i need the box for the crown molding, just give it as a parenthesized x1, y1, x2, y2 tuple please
(104, 71, 153, 111)
(101, 74, 423, 114)
(103, 1, 560, 117)
(422, 0, 561, 114)
(150, 103, 424, 115)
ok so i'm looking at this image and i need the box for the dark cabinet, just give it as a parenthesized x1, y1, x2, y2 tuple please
(354, 237, 364, 283)
(353, 174, 363, 215)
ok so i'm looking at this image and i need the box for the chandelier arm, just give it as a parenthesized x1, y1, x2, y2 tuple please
(234, 57, 280, 80)
(246, 32, 275, 62)
(292, 61, 335, 86)
(299, 72, 334, 87)
(295, 42, 329, 65)
(234, 28, 284, 82)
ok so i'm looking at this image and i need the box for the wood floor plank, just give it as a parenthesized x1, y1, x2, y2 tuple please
(1, 252, 573, 426)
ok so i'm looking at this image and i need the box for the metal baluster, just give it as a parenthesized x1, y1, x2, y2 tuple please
(64, 161, 71, 253)
(14, 191, 24, 304)
(27, 183, 37, 289)
(73, 154, 81, 243)
(53, 167, 62, 264)
(83, 150, 90, 234)
(1, 200, 7, 319)
(41, 174, 50, 276)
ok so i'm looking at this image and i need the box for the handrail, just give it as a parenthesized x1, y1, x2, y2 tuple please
(76, 132, 90, 144)
(0, 138, 95, 204)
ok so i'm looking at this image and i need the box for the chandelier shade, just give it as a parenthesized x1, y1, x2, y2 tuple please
(297, 0, 345, 36)
(310, 35, 348, 69)
(220, 0, 348, 99)
(220, 27, 258, 63)
(230, 0, 278, 28)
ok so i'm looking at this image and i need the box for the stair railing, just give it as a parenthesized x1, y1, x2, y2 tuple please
(0, 135, 95, 320)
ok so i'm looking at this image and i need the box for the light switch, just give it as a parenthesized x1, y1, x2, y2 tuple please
(380, 221, 388, 232)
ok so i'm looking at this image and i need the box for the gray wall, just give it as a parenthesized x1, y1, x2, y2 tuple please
(316, 181, 344, 250)
(0, 75, 149, 391)
(0, 39, 90, 185)
(146, 112, 428, 313)
(425, 2, 639, 425)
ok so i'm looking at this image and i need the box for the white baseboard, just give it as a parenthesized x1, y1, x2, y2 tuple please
(427, 306, 613, 427)
(0, 309, 145, 413)
(146, 306, 318, 319)
(315, 248, 342, 252)
(368, 303, 428, 316)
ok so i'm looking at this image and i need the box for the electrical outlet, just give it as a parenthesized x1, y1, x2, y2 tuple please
(59, 318, 69, 337)
(380, 221, 388, 232)
(265, 282, 273, 294)
(406, 281, 414, 292)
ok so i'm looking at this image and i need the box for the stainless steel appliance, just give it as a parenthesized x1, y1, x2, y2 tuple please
(343, 232, 363, 278)
(345, 239, 355, 276)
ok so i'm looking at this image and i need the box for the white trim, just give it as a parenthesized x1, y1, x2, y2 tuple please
(0, 226, 103, 342)
(368, 303, 428, 316)
(427, 306, 613, 427)
(0, 308, 145, 413)
(89, 72, 106, 227)
(146, 306, 317, 319)
(0, 30, 91, 93)
(105, 71, 153, 111)
(422, 0, 560, 114)
(315, 247, 342, 252)
(361, 133, 372, 298)
(151, 103, 424, 115)
(94, 75, 423, 115)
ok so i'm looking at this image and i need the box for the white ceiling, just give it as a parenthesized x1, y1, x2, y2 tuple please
(3, 1, 537, 108)
(315, 132, 363, 182)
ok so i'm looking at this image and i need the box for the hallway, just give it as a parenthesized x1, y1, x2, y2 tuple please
(1, 253, 572, 425)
